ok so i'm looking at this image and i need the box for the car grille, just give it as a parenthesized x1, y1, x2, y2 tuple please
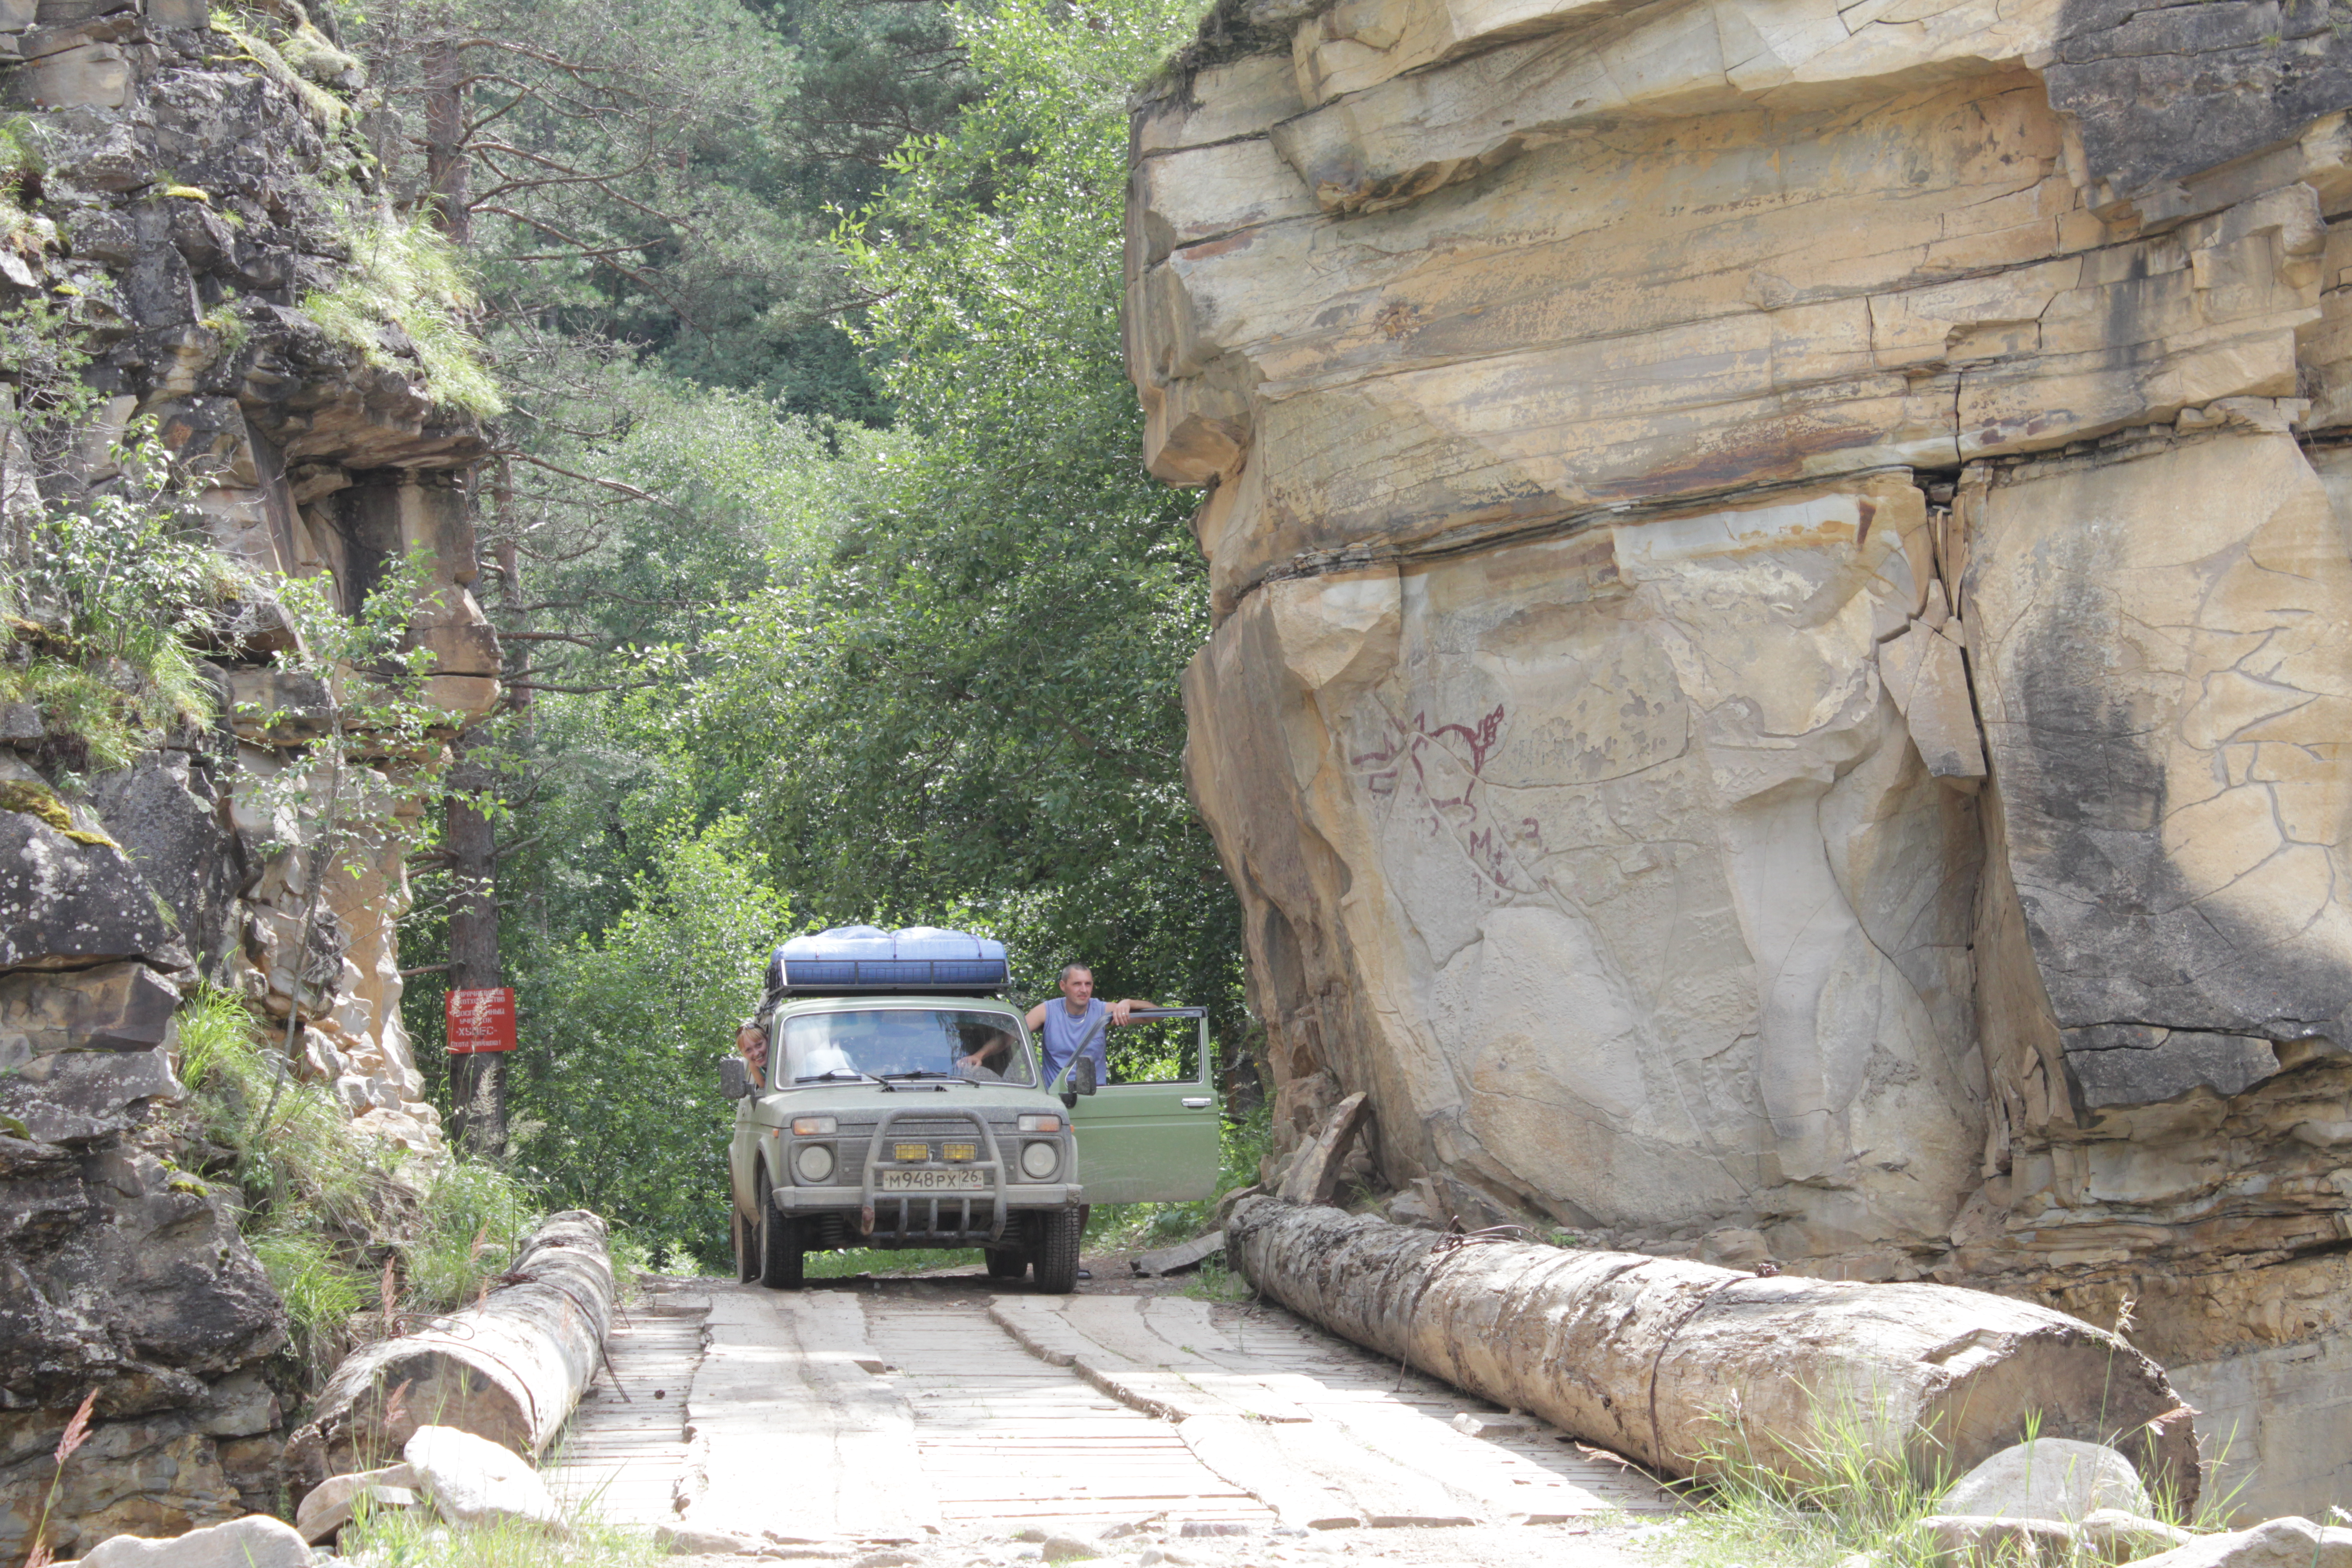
(835, 1116, 1017, 1185)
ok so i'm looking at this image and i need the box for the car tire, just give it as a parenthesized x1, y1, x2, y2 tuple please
(755, 1168, 804, 1290)
(985, 1247, 1028, 1280)
(1030, 1207, 1082, 1293)
(732, 1206, 759, 1284)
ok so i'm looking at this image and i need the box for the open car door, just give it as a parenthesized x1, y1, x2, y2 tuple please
(1068, 1007, 1219, 1204)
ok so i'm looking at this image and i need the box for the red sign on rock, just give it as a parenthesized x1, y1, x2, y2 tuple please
(446, 987, 518, 1054)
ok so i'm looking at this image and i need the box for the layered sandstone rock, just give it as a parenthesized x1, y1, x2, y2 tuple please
(0, 0, 501, 1553)
(1131, 0, 2352, 1518)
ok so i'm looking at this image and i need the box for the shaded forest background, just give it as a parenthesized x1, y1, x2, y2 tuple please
(348, 0, 1248, 1261)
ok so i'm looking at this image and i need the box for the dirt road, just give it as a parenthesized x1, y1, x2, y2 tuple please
(548, 1264, 1676, 1568)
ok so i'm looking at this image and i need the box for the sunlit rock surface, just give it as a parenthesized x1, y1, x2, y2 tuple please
(1132, 0, 2352, 1518)
(0, 0, 500, 1553)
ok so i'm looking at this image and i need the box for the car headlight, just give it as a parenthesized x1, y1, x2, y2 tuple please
(794, 1142, 836, 1183)
(1019, 1141, 1058, 1180)
(1017, 1113, 1061, 1133)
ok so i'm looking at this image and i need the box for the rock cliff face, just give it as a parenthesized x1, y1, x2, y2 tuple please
(0, 0, 498, 1554)
(1131, 0, 2352, 1517)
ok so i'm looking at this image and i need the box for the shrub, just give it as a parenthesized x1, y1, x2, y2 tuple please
(177, 988, 545, 1375)
(178, 988, 391, 1373)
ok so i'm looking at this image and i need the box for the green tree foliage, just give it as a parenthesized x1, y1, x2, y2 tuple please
(677, 0, 1235, 1017)
(391, 0, 1249, 1262)
(504, 817, 792, 1254)
(360, 0, 971, 419)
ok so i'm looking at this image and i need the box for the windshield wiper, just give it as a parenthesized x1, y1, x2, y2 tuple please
(794, 1070, 883, 1085)
(878, 1071, 974, 1086)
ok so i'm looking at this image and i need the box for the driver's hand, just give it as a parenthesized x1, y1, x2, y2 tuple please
(1109, 1000, 1134, 1025)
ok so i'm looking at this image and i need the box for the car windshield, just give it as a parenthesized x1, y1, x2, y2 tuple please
(780, 1009, 1036, 1087)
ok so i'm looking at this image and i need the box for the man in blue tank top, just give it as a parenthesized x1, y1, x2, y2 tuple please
(1026, 963, 1155, 1090)
(1026, 963, 1154, 1278)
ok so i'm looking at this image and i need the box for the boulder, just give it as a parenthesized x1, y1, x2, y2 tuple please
(1274, 1092, 1370, 1205)
(2128, 1518, 2352, 1568)
(293, 1465, 419, 1544)
(401, 1426, 562, 1531)
(1940, 1439, 2150, 1524)
(91, 754, 244, 974)
(0, 809, 189, 972)
(0, 1136, 283, 1406)
(78, 1515, 311, 1568)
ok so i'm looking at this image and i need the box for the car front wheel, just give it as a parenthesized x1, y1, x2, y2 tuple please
(755, 1169, 804, 1290)
(1031, 1208, 1082, 1293)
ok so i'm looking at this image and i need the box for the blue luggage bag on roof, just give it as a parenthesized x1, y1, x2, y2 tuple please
(766, 925, 1010, 997)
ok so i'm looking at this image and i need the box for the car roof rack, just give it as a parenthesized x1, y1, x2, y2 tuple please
(766, 925, 1011, 999)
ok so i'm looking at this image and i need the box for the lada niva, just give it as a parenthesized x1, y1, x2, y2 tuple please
(716, 927, 1219, 1291)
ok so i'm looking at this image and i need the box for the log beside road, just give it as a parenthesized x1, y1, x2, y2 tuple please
(296, 1210, 616, 1477)
(1227, 1197, 2198, 1507)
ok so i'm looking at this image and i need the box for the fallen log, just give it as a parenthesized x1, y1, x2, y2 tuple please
(1227, 1197, 2197, 1508)
(294, 1210, 615, 1478)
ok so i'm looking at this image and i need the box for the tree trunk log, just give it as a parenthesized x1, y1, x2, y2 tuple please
(421, 30, 471, 245)
(444, 722, 503, 1157)
(299, 1211, 613, 1476)
(1227, 1197, 2198, 1509)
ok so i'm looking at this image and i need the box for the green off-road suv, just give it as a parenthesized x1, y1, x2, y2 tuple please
(716, 927, 1219, 1291)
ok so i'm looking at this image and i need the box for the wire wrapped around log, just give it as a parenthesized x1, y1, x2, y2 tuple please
(1227, 1196, 2198, 1507)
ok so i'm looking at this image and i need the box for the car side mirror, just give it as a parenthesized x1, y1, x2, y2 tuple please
(719, 1058, 752, 1100)
(1057, 1054, 1097, 1109)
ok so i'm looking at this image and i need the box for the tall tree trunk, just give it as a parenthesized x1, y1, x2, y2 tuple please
(446, 471, 516, 1156)
(421, 20, 471, 245)
(444, 730, 502, 1157)
(429, 9, 488, 1146)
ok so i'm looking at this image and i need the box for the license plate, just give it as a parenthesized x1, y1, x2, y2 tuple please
(880, 1169, 986, 1191)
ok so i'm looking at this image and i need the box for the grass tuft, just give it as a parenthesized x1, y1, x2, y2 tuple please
(178, 987, 391, 1373)
(1659, 1388, 1955, 1568)
(214, 15, 350, 127)
(303, 215, 504, 416)
(402, 1156, 544, 1313)
(1181, 1256, 1250, 1302)
(340, 1494, 666, 1568)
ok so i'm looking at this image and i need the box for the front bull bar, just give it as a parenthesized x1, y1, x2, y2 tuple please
(859, 1107, 1011, 1245)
